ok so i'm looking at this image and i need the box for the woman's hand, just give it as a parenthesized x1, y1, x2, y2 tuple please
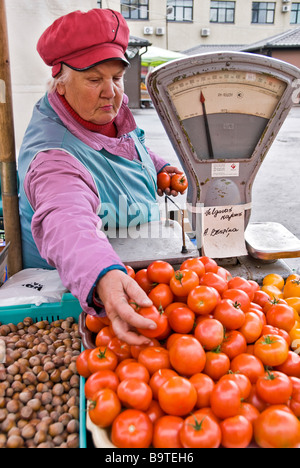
(157, 165, 185, 197)
(96, 269, 157, 345)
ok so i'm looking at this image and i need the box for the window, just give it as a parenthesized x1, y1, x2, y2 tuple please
(121, 0, 149, 20)
(97, 1, 102, 7)
(291, 3, 300, 23)
(210, 1, 235, 23)
(251, 2, 275, 24)
(167, 0, 193, 22)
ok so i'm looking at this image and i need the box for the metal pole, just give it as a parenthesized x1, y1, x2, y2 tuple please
(0, 0, 22, 276)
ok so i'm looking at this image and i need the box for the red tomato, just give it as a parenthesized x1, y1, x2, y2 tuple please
(146, 400, 165, 424)
(147, 260, 174, 284)
(254, 406, 300, 448)
(213, 299, 245, 330)
(194, 318, 224, 350)
(203, 350, 230, 381)
(107, 336, 132, 362)
(130, 338, 160, 360)
(76, 349, 92, 378)
(255, 370, 293, 405)
(187, 285, 220, 315)
(220, 373, 252, 400)
(180, 257, 205, 279)
(289, 377, 300, 417)
(220, 415, 253, 449)
(136, 304, 169, 339)
(246, 384, 268, 413)
(266, 303, 295, 332)
(111, 409, 153, 448)
(198, 256, 218, 273)
(85, 315, 105, 334)
(169, 335, 206, 376)
(84, 369, 120, 400)
(152, 415, 184, 448)
(253, 290, 270, 309)
(158, 375, 197, 416)
(200, 272, 228, 295)
(180, 413, 222, 448)
(134, 268, 155, 294)
(150, 368, 178, 400)
(125, 265, 135, 278)
(210, 379, 242, 419)
(238, 402, 260, 425)
(222, 288, 251, 312)
(168, 306, 195, 334)
(227, 276, 255, 301)
(261, 325, 291, 346)
(117, 378, 153, 411)
(217, 266, 232, 282)
(254, 334, 289, 367)
(87, 346, 118, 373)
(220, 330, 247, 360)
(157, 171, 171, 191)
(238, 311, 263, 344)
(275, 351, 300, 378)
(230, 353, 265, 384)
(189, 373, 215, 409)
(115, 360, 150, 383)
(169, 269, 200, 297)
(170, 173, 188, 193)
(88, 388, 121, 428)
(164, 301, 187, 317)
(138, 346, 171, 375)
(95, 326, 115, 347)
(148, 283, 174, 310)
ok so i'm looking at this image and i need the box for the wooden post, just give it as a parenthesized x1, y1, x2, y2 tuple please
(0, 0, 23, 276)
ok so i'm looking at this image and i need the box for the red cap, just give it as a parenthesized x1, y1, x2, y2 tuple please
(37, 9, 130, 77)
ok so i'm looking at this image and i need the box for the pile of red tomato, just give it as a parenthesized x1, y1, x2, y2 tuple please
(76, 256, 300, 449)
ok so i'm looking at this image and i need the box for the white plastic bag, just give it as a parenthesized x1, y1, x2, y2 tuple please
(0, 268, 68, 307)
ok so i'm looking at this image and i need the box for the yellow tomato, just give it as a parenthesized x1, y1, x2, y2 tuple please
(283, 279, 300, 299)
(262, 273, 284, 291)
(286, 273, 300, 283)
(261, 284, 284, 300)
(286, 297, 300, 315)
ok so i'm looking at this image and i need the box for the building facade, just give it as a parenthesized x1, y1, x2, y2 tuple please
(98, 0, 300, 51)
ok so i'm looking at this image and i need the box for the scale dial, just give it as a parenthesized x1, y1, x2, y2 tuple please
(167, 70, 286, 160)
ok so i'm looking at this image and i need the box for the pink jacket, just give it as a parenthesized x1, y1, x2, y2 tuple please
(24, 92, 168, 314)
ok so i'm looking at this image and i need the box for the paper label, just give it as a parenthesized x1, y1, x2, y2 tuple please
(211, 162, 239, 177)
(201, 203, 251, 258)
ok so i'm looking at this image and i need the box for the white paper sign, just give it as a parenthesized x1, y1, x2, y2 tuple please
(201, 204, 251, 258)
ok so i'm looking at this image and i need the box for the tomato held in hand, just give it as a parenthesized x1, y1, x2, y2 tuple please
(157, 171, 171, 191)
(136, 304, 169, 338)
(170, 173, 188, 193)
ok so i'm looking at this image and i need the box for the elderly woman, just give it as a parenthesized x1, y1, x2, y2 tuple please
(18, 9, 182, 345)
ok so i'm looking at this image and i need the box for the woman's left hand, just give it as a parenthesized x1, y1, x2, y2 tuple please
(157, 165, 185, 197)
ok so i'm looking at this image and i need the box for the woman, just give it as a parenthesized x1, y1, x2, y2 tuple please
(18, 9, 183, 345)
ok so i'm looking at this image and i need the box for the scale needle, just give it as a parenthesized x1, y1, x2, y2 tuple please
(200, 91, 214, 159)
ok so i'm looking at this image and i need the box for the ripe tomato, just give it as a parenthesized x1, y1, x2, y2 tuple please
(261, 324, 291, 346)
(157, 171, 171, 191)
(148, 283, 174, 310)
(284, 278, 300, 298)
(238, 311, 263, 344)
(149, 368, 178, 400)
(189, 373, 215, 409)
(286, 296, 300, 315)
(146, 400, 165, 424)
(230, 353, 265, 384)
(220, 330, 247, 360)
(254, 406, 300, 448)
(275, 350, 300, 378)
(213, 299, 245, 330)
(136, 304, 169, 338)
(169, 269, 200, 297)
(117, 378, 153, 411)
(253, 290, 270, 309)
(263, 296, 287, 314)
(220, 373, 252, 400)
(111, 409, 153, 448)
(222, 288, 251, 312)
(254, 334, 289, 367)
(200, 272, 228, 295)
(220, 415, 253, 449)
(115, 360, 150, 383)
(180, 257, 205, 279)
(85, 315, 105, 334)
(170, 173, 188, 193)
(238, 402, 260, 425)
(261, 284, 284, 300)
(76, 349, 92, 378)
(168, 306, 195, 334)
(266, 303, 295, 332)
(246, 384, 268, 413)
(187, 285, 220, 315)
(210, 379, 241, 419)
(164, 301, 187, 317)
(130, 337, 160, 360)
(158, 375, 197, 416)
(107, 336, 131, 362)
(227, 276, 254, 301)
(255, 370, 293, 405)
(263, 273, 284, 290)
(138, 346, 171, 375)
(147, 260, 174, 284)
(87, 346, 118, 373)
(198, 256, 218, 273)
(169, 335, 206, 376)
(194, 318, 224, 350)
(95, 326, 115, 347)
(125, 265, 135, 278)
(289, 377, 300, 417)
(203, 350, 230, 381)
(152, 415, 184, 448)
(217, 266, 232, 282)
(88, 388, 121, 428)
(134, 268, 155, 294)
(84, 369, 120, 400)
(180, 413, 222, 448)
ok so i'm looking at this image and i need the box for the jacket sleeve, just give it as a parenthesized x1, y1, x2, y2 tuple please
(24, 150, 127, 315)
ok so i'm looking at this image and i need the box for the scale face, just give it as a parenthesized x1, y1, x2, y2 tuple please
(147, 52, 300, 259)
